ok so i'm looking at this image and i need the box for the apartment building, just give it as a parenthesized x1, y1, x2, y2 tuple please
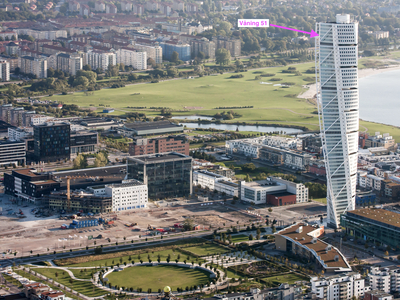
(94, 1, 105, 11)
(189, 37, 216, 59)
(133, 41, 162, 64)
(0, 60, 10, 81)
(116, 47, 147, 70)
(86, 50, 116, 70)
(213, 36, 241, 57)
(367, 266, 400, 293)
(311, 273, 366, 299)
(160, 40, 191, 61)
(105, 3, 117, 14)
(18, 56, 47, 78)
(364, 290, 394, 300)
(365, 132, 397, 151)
(56, 53, 82, 76)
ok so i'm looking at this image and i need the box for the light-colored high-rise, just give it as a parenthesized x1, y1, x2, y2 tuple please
(315, 14, 359, 228)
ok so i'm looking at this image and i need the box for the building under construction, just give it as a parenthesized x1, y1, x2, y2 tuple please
(44, 190, 112, 213)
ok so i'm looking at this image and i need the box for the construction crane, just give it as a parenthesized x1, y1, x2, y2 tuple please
(67, 176, 71, 212)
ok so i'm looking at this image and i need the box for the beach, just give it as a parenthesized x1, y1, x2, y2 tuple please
(298, 64, 400, 99)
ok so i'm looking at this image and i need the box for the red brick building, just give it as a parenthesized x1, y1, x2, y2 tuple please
(266, 192, 296, 206)
(309, 163, 326, 176)
(129, 136, 189, 156)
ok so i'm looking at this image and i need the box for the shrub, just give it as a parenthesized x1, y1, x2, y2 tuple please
(270, 78, 282, 81)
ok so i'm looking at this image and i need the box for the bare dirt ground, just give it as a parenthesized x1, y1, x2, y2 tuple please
(0, 195, 255, 256)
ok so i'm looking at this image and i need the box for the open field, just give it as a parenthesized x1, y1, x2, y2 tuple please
(360, 120, 400, 142)
(313, 198, 327, 204)
(32, 268, 106, 297)
(183, 244, 228, 256)
(45, 63, 319, 130)
(262, 273, 308, 286)
(230, 234, 250, 243)
(105, 264, 211, 291)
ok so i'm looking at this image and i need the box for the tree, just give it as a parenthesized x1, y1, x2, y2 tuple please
(147, 58, 156, 68)
(73, 154, 88, 169)
(171, 51, 179, 63)
(83, 64, 92, 71)
(94, 152, 108, 167)
(216, 48, 231, 66)
(105, 65, 119, 77)
(183, 218, 194, 231)
(73, 76, 89, 87)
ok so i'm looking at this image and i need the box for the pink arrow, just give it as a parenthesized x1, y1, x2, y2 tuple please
(270, 23, 319, 38)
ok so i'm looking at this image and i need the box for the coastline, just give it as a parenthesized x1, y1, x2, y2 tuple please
(297, 64, 400, 99)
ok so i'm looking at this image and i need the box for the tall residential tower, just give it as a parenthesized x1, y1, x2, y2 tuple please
(315, 14, 359, 228)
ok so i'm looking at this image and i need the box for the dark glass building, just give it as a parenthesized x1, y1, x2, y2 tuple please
(34, 123, 70, 162)
(70, 131, 98, 154)
(127, 152, 192, 200)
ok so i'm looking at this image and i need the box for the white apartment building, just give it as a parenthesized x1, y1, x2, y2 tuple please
(116, 47, 147, 70)
(19, 56, 47, 78)
(29, 114, 53, 126)
(311, 272, 367, 300)
(368, 266, 400, 294)
(105, 179, 148, 212)
(0, 60, 10, 81)
(8, 127, 33, 141)
(86, 50, 116, 70)
(193, 170, 238, 196)
(0, 140, 26, 166)
(133, 43, 162, 64)
(316, 14, 359, 228)
(15, 28, 67, 40)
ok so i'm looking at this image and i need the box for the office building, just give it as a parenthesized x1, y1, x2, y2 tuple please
(8, 127, 33, 141)
(239, 177, 308, 205)
(277, 223, 351, 273)
(105, 179, 148, 211)
(316, 14, 359, 228)
(124, 121, 184, 136)
(0, 140, 26, 166)
(19, 56, 47, 78)
(34, 123, 70, 162)
(70, 131, 98, 154)
(116, 47, 147, 70)
(311, 273, 366, 300)
(193, 170, 238, 197)
(0, 60, 10, 81)
(127, 152, 192, 200)
(56, 53, 82, 76)
(86, 50, 116, 70)
(4, 168, 61, 202)
(341, 208, 400, 249)
(160, 40, 191, 61)
(128, 136, 189, 156)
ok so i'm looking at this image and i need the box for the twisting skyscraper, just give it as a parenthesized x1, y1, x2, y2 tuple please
(315, 14, 359, 228)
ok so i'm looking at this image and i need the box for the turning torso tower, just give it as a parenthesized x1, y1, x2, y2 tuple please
(315, 14, 359, 228)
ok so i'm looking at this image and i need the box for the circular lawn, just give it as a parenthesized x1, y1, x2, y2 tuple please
(105, 264, 211, 291)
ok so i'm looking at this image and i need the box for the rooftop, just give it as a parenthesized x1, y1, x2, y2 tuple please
(243, 179, 279, 188)
(346, 208, 400, 229)
(277, 223, 350, 270)
(106, 179, 145, 188)
(128, 152, 191, 163)
(124, 120, 183, 131)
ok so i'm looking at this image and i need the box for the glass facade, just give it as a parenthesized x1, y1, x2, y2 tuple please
(34, 123, 70, 162)
(127, 154, 192, 200)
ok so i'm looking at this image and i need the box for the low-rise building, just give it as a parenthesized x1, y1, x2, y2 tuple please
(8, 127, 33, 141)
(364, 290, 394, 300)
(106, 179, 148, 211)
(124, 121, 184, 136)
(365, 132, 397, 151)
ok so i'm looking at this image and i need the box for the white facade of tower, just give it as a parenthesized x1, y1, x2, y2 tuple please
(315, 14, 359, 228)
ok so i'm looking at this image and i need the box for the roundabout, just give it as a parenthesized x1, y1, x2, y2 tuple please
(102, 262, 217, 292)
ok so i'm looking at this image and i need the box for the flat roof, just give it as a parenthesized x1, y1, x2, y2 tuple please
(277, 223, 349, 269)
(346, 208, 400, 229)
(268, 191, 295, 197)
(107, 179, 145, 188)
(12, 168, 42, 177)
(128, 152, 191, 163)
(218, 180, 238, 188)
(244, 179, 279, 188)
(196, 170, 224, 178)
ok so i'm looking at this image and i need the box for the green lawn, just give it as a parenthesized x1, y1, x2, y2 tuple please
(60, 249, 200, 268)
(313, 198, 327, 204)
(360, 120, 400, 143)
(69, 268, 96, 280)
(183, 244, 229, 256)
(231, 234, 250, 243)
(105, 264, 211, 291)
(32, 268, 106, 297)
(3, 273, 23, 289)
(262, 273, 308, 286)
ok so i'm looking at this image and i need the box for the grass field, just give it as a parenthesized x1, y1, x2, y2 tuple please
(360, 120, 400, 142)
(3, 273, 23, 289)
(262, 273, 308, 286)
(32, 268, 106, 297)
(45, 63, 319, 130)
(231, 234, 250, 243)
(313, 198, 327, 204)
(59, 249, 200, 268)
(105, 264, 210, 291)
(69, 268, 95, 280)
(183, 244, 228, 256)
